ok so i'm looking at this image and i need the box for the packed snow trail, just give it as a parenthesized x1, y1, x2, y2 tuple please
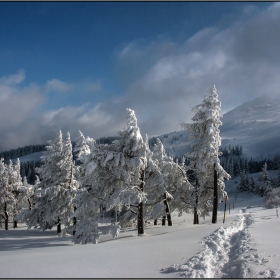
(161, 210, 269, 278)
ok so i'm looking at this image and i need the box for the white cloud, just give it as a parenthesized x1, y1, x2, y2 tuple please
(0, 69, 25, 85)
(45, 79, 72, 93)
(0, 72, 46, 151)
(1, 3, 280, 152)
(110, 3, 280, 137)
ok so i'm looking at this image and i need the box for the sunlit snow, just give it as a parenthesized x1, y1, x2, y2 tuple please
(1, 171, 280, 278)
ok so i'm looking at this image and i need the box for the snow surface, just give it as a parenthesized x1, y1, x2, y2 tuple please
(157, 95, 280, 160)
(12, 151, 43, 163)
(1, 172, 280, 278)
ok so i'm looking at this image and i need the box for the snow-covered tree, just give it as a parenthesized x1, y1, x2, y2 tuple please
(258, 178, 273, 197)
(70, 109, 147, 244)
(258, 162, 270, 181)
(237, 169, 249, 193)
(143, 137, 170, 224)
(255, 162, 272, 197)
(0, 159, 17, 230)
(73, 130, 91, 166)
(21, 176, 35, 210)
(248, 176, 259, 194)
(10, 158, 25, 227)
(181, 85, 230, 224)
(143, 138, 193, 225)
(264, 187, 280, 209)
(20, 131, 79, 232)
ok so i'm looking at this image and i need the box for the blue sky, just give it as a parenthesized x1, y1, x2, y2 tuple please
(0, 1, 278, 151)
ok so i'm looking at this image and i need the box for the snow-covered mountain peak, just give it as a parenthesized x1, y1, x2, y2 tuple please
(13, 95, 280, 163)
(155, 95, 280, 160)
(222, 95, 280, 125)
(220, 95, 280, 159)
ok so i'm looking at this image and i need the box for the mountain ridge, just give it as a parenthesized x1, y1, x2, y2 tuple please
(4, 95, 280, 162)
(156, 95, 280, 160)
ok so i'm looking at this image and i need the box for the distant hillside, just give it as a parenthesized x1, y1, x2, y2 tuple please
(151, 95, 280, 160)
(220, 95, 280, 159)
(4, 95, 280, 165)
(0, 144, 46, 162)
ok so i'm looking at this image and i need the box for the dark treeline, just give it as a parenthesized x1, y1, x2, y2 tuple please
(2, 139, 280, 185)
(95, 136, 120, 145)
(20, 161, 42, 184)
(0, 144, 47, 161)
(174, 145, 280, 179)
(219, 145, 280, 177)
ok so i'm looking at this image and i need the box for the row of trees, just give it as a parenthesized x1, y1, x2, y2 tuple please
(1, 85, 230, 244)
(0, 158, 35, 230)
(220, 148, 280, 178)
(237, 162, 280, 197)
(0, 144, 46, 161)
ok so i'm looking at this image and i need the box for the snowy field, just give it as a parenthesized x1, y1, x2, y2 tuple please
(1, 178, 280, 278)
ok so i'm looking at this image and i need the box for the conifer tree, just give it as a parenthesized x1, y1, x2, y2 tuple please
(0, 159, 17, 230)
(264, 187, 280, 209)
(248, 177, 255, 193)
(258, 162, 270, 181)
(143, 138, 192, 226)
(10, 159, 24, 227)
(70, 109, 147, 244)
(20, 131, 79, 232)
(181, 85, 230, 224)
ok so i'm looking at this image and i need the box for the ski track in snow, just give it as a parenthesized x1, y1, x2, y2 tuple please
(161, 209, 278, 278)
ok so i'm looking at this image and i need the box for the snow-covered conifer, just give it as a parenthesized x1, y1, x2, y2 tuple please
(21, 131, 79, 232)
(143, 138, 193, 223)
(70, 109, 147, 244)
(258, 162, 270, 181)
(0, 159, 17, 230)
(237, 170, 250, 193)
(73, 130, 91, 165)
(248, 176, 258, 194)
(258, 179, 273, 197)
(181, 85, 230, 224)
(264, 187, 280, 210)
(255, 162, 272, 197)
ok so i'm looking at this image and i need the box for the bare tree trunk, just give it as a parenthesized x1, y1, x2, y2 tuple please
(73, 206, 77, 236)
(212, 163, 218, 224)
(137, 169, 145, 235)
(223, 195, 228, 223)
(194, 180, 199, 224)
(193, 212, 199, 224)
(57, 218, 61, 233)
(162, 216, 166, 226)
(163, 192, 172, 226)
(4, 202, 9, 230)
(154, 219, 157, 225)
(28, 198, 32, 210)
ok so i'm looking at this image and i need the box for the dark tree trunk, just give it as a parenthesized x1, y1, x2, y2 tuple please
(162, 216, 166, 226)
(163, 192, 172, 226)
(27, 198, 32, 210)
(212, 164, 218, 223)
(73, 206, 77, 236)
(137, 169, 145, 235)
(4, 202, 9, 230)
(57, 218, 61, 233)
(194, 180, 199, 224)
(154, 219, 157, 225)
(193, 212, 199, 224)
